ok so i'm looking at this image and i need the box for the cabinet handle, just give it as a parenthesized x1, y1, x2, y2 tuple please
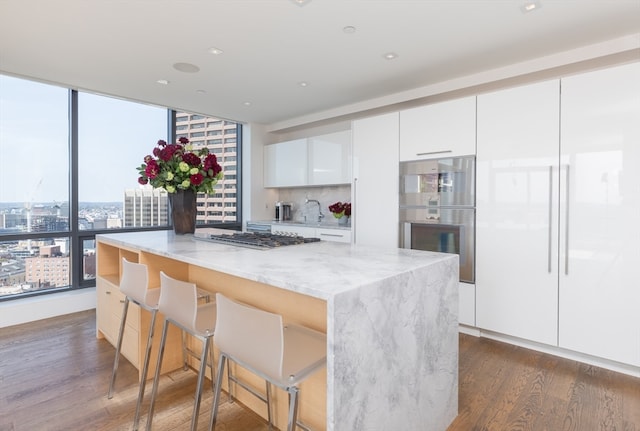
(564, 165, 570, 275)
(353, 177, 357, 244)
(320, 233, 343, 238)
(416, 150, 453, 157)
(106, 290, 111, 295)
(548, 166, 553, 273)
(119, 300, 125, 304)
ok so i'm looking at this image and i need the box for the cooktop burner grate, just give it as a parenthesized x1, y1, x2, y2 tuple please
(196, 232, 321, 250)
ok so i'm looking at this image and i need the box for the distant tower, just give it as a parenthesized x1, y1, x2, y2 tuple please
(175, 113, 238, 224)
(123, 187, 169, 227)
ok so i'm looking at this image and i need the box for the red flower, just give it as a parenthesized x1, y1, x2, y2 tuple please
(144, 159, 160, 179)
(157, 139, 167, 147)
(190, 173, 204, 186)
(182, 152, 201, 166)
(159, 144, 179, 162)
(178, 137, 189, 145)
(204, 154, 222, 176)
(138, 177, 148, 185)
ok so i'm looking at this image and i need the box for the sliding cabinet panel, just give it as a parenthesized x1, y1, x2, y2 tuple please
(559, 62, 640, 366)
(476, 79, 560, 346)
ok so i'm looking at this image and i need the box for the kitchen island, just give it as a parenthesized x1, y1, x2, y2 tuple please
(96, 229, 459, 431)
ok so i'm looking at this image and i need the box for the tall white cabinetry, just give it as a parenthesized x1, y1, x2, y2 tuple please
(399, 96, 476, 161)
(558, 62, 640, 366)
(352, 112, 399, 248)
(476, 79, 561, 346)
(476, 62, 640, 367)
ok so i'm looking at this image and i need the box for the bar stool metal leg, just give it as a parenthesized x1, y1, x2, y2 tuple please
(108, 296, 130, 399)
(132, 308, 158, 430)
(145, 319, 170, 431)
(190, 336, 211, 431)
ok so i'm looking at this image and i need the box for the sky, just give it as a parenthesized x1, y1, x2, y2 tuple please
(0, 74, 167, 203)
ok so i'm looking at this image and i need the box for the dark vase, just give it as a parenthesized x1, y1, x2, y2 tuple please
(169, 189, 197, 234)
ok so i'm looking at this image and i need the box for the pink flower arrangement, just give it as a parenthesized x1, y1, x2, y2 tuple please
(328, 201, 351, 219)
(137, 137, 223, 194)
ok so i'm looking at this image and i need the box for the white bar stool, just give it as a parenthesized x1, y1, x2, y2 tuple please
(209, 293, 326, 431)
(145, 272, 216, 431)
(107, 258, 160, 431)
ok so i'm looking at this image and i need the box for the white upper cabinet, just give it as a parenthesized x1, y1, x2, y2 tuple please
(264, 138, 308, 187)
(308, 130, 352, 185)
(399, 96, 476, 161)
(352, 112, 399, 248)
(558, 62, 640, 367)
(476, 79, 560, 346)
(264, 131, 351, 188)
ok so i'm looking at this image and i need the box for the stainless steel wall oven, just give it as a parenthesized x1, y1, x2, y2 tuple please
(399, 156, 475, 283)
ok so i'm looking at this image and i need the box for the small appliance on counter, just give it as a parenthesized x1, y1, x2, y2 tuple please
(275, 201, 293, 222)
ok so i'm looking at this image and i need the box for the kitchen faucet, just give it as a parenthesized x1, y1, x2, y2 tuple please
(305, 198, 324, 223)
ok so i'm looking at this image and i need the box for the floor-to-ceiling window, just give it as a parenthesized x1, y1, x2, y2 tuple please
(0, 75, 241, 300)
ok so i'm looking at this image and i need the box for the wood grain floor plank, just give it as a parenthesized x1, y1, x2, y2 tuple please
(2, 310, 639, 431)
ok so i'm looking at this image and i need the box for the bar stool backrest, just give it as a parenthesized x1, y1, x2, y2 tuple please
(159, 272, 198, 331)
(215, 293, 284, 380)
(120, 257, 149, 304)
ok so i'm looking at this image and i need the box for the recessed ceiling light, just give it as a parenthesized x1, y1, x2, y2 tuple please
(383, 52, 399, 60)
(343, 26, 356, 34)
(156, 79, 170, 85)
(521, 1, 541, 13)
(196, 89, 207, 94)
(291, 0, 312, 6)
(173, 62, 200, 73)
(208, 47, 224, 55)
(243, 101, 252, 106)
(298, 81, 309, 87)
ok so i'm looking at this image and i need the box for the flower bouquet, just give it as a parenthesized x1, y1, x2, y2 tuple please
(137, 137, 223, 194)
(328, 201, 351, 219)
(137, 137, 223, 234)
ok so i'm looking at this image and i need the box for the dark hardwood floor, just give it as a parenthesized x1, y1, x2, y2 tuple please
(1, 310, 638, 431)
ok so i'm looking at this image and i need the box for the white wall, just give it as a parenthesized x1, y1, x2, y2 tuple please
(242, 123, 279, 225)
(0, 287, 96, 328)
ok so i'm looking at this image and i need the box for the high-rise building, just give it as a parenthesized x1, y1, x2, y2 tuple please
(175, 113, 238, 224)
(123, 187, 169, 228)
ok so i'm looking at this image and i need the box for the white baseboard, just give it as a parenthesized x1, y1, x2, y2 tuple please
(0, 287, 96, 328)
(459, 324, 640, 379)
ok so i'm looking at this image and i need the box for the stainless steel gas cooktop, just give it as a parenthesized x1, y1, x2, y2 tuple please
(196, 231, 320, 250)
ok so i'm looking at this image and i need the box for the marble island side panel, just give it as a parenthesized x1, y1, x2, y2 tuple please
(328, 256, 459, 431)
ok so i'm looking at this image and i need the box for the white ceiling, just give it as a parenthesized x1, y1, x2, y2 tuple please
(1, 0, 639, 129)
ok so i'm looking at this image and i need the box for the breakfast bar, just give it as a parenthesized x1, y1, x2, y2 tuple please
(95, 229, 459, 431)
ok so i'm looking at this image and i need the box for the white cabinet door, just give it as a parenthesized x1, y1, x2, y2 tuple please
(400, 96, 476, 161)
(352, 112, 399, 248)
(264, 139, 308, 187)
(308, 130, 352, 185)
(476, 80, 560, 346)
(559, 62, 640, 366)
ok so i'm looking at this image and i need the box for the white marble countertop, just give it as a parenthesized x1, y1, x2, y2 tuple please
(96, 229, 456, 301)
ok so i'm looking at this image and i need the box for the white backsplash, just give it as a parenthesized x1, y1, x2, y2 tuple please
(276, 185, 351, 224)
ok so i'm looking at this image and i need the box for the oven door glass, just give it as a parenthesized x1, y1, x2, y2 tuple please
(402, 208, 475, 283)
